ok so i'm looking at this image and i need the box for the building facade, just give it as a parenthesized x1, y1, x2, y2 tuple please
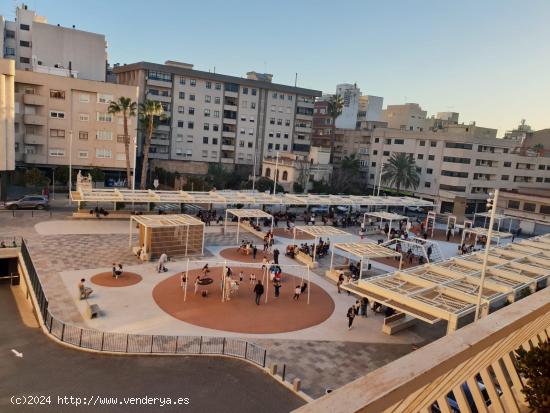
(1, 4, 107, 82)
(357, 95, 383, 123)
(11, 66, 138, 172)
(334, 83, 361, 129)
(0, 59, 15, 200)
(382, 102, 427, 131)
(498, 188, 550, 234)
(113, 61, 320, 173)
(311, 100, 332, 148)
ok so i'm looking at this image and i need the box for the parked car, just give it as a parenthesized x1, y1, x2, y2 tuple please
(406, 206, 424, 213)
(310, 206, 329, 214)
(4, 195, 49, 210)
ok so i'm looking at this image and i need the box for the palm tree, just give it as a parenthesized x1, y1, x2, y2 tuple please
(108, 97, 137, 188)
(381, 152, 420, 194)
(138, 100, 164, 190)
(330, 154, 363, 194)
(327, 95, 344, 163)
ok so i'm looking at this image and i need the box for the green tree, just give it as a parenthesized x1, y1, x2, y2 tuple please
(25, 168, 48, 187)
(381, 152, 420, 194)
(242, 177, 283, 193)
(327, 95, 344, 163)
(293, 182, 304, 193)
(207, 163, 228, 189)
(109, 97, 137, 188)
(515, 340, 550, 412)
(54, 166, 69, 185)
(89, 167, 105, 185)
(138, 100, 165, 189)
(330, 154, 364, 194)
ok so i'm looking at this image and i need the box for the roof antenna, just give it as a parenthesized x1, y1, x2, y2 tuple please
(294, 73, 297, 87)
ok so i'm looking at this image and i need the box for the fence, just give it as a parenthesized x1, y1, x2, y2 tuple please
(20, 239, 267, 368)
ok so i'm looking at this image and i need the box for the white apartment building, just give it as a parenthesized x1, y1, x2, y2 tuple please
(358, 95, 383, 122)
(113, 61, 320, 173)
(1, 4, 107, 81)
(382, 103, 428, 131)
(335, 83, 361, 129)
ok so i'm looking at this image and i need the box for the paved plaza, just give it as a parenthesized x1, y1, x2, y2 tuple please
(1, 209, 459, 397)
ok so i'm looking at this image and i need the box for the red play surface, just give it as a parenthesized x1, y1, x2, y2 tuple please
(219, 247, 273, 263)
(152, 266, 335, 334)
(91, 271, 143, 287)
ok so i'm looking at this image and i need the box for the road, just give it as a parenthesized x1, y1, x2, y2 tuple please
(0, 285, 305, 413)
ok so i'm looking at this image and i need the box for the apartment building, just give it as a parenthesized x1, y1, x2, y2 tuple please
(382, 103, 427, 131)
(1, 4, 107, 81)
(368, 124, 550, 217)
(334, 83, 361, 128)
(357, 95, 383, 123)
(311, 100, 333, 148)
(113, 61, 321, 173)
(0, 59, 15, 200)
(497, 188, 550, 234)
(10, 64, 138, 172)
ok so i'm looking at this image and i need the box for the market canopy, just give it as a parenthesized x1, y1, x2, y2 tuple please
(364, 211, 408, 221)
(225, 209, 273, 219)
(342, 233, 550, 333)
(131, 214, 203, 228)
(333, 242, 403, 259)
(462, 227, 513, 245)
(292, 225, 349, 238)
(71, 188, 435, 208)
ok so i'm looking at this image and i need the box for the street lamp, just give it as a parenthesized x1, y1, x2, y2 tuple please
(132, 136, 137, 192)
(68, 130, 73, 205)
(376, 163, 384, 196)
(474, 189, 499, 321)
(273, 151, 280, 195)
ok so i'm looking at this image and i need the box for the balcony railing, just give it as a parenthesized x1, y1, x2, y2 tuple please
(293, 287, 550, 413)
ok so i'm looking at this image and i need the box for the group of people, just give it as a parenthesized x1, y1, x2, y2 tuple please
(346, 297, 396, 329)
(237, 240, 258, 258)
(295, 238, 331, 260)
(111, 263, 124, 279)
(0, 239, 17, 248)
(90, 206, 109, 218)
(262, 232, 274, 252)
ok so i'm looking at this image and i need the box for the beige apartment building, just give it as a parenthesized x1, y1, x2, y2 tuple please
(498, 188, 550, 234)
(11, 65, 138, 172)
(0, 59, 15, 200)
(382, 102, 428, 132)
(113, 61, 320, 174)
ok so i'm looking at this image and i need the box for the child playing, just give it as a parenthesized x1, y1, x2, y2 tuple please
(293, 285, 301, 300)
(249, 272, 257, 284)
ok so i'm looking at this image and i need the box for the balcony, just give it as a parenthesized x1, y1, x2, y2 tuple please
(148, 94, 172, 103)
(223, 118, 237, 125)
(220, 157, 234, 164)
(223, 104, 238, 112)
(294, 286, 550, 413)
(224, 91, 238, 99)
(24, 153, 46, 164)
(23, 93, 46, 106)
(222, 130, 236, 138)
(146, 78, 172, 88)
(23, 114, 46, 126)
(150, 138, 170, 146)
(221, 144, 235, 151)
(23, 134, 46, 145)
(156, 124, 170, 132)
(294, 125, 312, 133)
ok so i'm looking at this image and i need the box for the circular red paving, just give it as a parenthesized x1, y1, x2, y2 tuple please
(152, 266, 335, 334)
(91, 271, 143, 287)
(219, 247, 273, 263)
(272, 228, 313, 240)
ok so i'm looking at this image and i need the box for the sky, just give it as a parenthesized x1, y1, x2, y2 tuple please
(2, 0, 549, 136)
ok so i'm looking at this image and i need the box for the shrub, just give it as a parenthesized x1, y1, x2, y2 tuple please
(515, 339, 550, 412)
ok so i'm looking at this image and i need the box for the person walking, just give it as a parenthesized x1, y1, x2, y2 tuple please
(252, 245, 257, 260)
(293, 285, 301, 300)
(274, 280, 281, 298)
(347, 306, 356, 330)
(273, 248, 280, 264)
(337, 273, 344, 294)
(360, 297, 369, 317)
(253, 280, 264, 305)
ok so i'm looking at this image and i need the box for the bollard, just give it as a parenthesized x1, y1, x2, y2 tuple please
(292, 378, 301, 392)
(269, 364, 278, 375)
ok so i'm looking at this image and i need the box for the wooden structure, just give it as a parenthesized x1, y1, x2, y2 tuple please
(363, 211, 408, 240)
(291, 225, 350, 266)
(129, 214, 205, 260)
(341, 233, 550, 335)
(327, 242, 403, 282)
(224, 209, 274, 242)
(461, 226, 513, 247)
(473, 210, 514, 232)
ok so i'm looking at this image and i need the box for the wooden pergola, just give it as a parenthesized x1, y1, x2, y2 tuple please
(342, 233, 550, 334)
(461, 226, 513, 247)
(329, 242, 403, 280)
(129, 214, 205, 260)
(363, 211, 409, 240)
(473, 211, 514, 233)
(292, 225, 350, 264)
(224, 209, 274, 242)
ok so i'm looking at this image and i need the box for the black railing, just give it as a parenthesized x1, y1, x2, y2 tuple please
(20, 239, 267, 368)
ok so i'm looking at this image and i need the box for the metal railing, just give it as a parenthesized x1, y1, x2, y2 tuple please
(20, 240, 267, 368)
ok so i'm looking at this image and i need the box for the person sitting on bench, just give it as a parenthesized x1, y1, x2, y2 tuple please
(78, 278, 93, 299)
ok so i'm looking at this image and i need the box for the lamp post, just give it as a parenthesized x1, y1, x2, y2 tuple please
(252, 147, 257, 192)
(376, 163, 384, 196)
(68, 130, 73, 205)
(273, 151, 279, 195)
(474, 189, 499, 321)
(132, 136, 137, 192)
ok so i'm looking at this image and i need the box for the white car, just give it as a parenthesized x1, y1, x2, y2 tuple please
(406, 206, 424, 213)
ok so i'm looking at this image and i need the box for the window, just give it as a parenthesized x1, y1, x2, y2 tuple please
(188, 107, 195, 115)
(277, 119, 282, 125)
(97, 93, 113, 104)
(189, 94, 195, 101)
(177, 121, 184, 128)
(276, 132, 281, 138)
(79, 113, 89, 122)
(186, 135, 193, 143)
(179, 92, 185, 99)
(371, 162, 377, 167)
(275, 144, 280, 150)
(504, 161, 511, 167)
(205, 95, 211, 103)
(283, 144, 288, 151)
(20, 40, 30, 47)
(539, 165, 545, 170)
(288, 95, 293, 101)
(502, 175, 509, 181)
(178, 106, 184, 113)
(5, 30, 15, 39)
(49, 149, 65, 157)
(265, 168, 271, 178)
(285, 119, 290, 126)
(430, 141, 437, 147)
(523, 203, 536, 212)
(272, 92, 277, 99)
(212, 138, 218, 145)
(270, 118, 275, 125)
(279, 94, 284, 100)
(441, 170, 468, 178)
(50, 90, 65, 99)
(243, 87, 248, 94)
(240, 128, 245, 135)
(250, 102, 256, 109)
(251, 89, 257, 95)
(284, 133, 289, 139)
(5, 47, 15, 56)
(79, 131, 89, 140)
(439, 184, 465, 192)
(78, 151, 88, 159)
(541, 205, 550, 214)
(507, 200, 520, 209)
(536, 177, 543, 182)
(204, 109, 211, 117)
(239, 140, 245, 147)
(211, 151, 217, 158)
(445, 142, 473, 150)
(179, 77, 185, 85)
(443, 156, 470, 164)
(20, 24, 30, 30)
(268, 132, 274, 138)
(428, 155, 435, 161)
(427, 168, 433, 174)
(80, 94, 90, 103)
(202, 150, 208, 158)
(424, 182, 431, 188)
(248, 142, 253, 148)
(49, 110, 65, 119)
(190, 79, 196, 87)
(204, 123, 209, 131)
(97, 112, 112, 122)
(203, 137, 209, 144)
(96, 149, 112, 159)
(250, 116, 255, 123)
(385, 139, 391, 144)
(268, 143, 273, 150)
(215, 97, 221, 104)
(215, 83, 221, 90)
(241, 116, 247, 122)
(49, 129, 65, 138)
(188, 121, 194, 129)
(117, 135, 127, 143)
(417, 154, 424, 160)
(383, 151, 390, 156)
(206, 81, 212, 89)
(20, 57, 30, 64)
(394, 139, 404, 144)
(373, 150, 378, 155)
(374, 138, 380, 143)
(214, 110, 220, 118)
(249, 129, 254, 136)
(96, 131, 113, 140)
(278, 106, 283, 113)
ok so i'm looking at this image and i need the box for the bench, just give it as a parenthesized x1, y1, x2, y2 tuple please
(294, 251, 318, 268)
(86, 303, 100, 319)
(382, 312, 416, 335)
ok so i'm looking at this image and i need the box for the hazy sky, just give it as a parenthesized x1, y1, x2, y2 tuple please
(2, 0, 549, 135)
